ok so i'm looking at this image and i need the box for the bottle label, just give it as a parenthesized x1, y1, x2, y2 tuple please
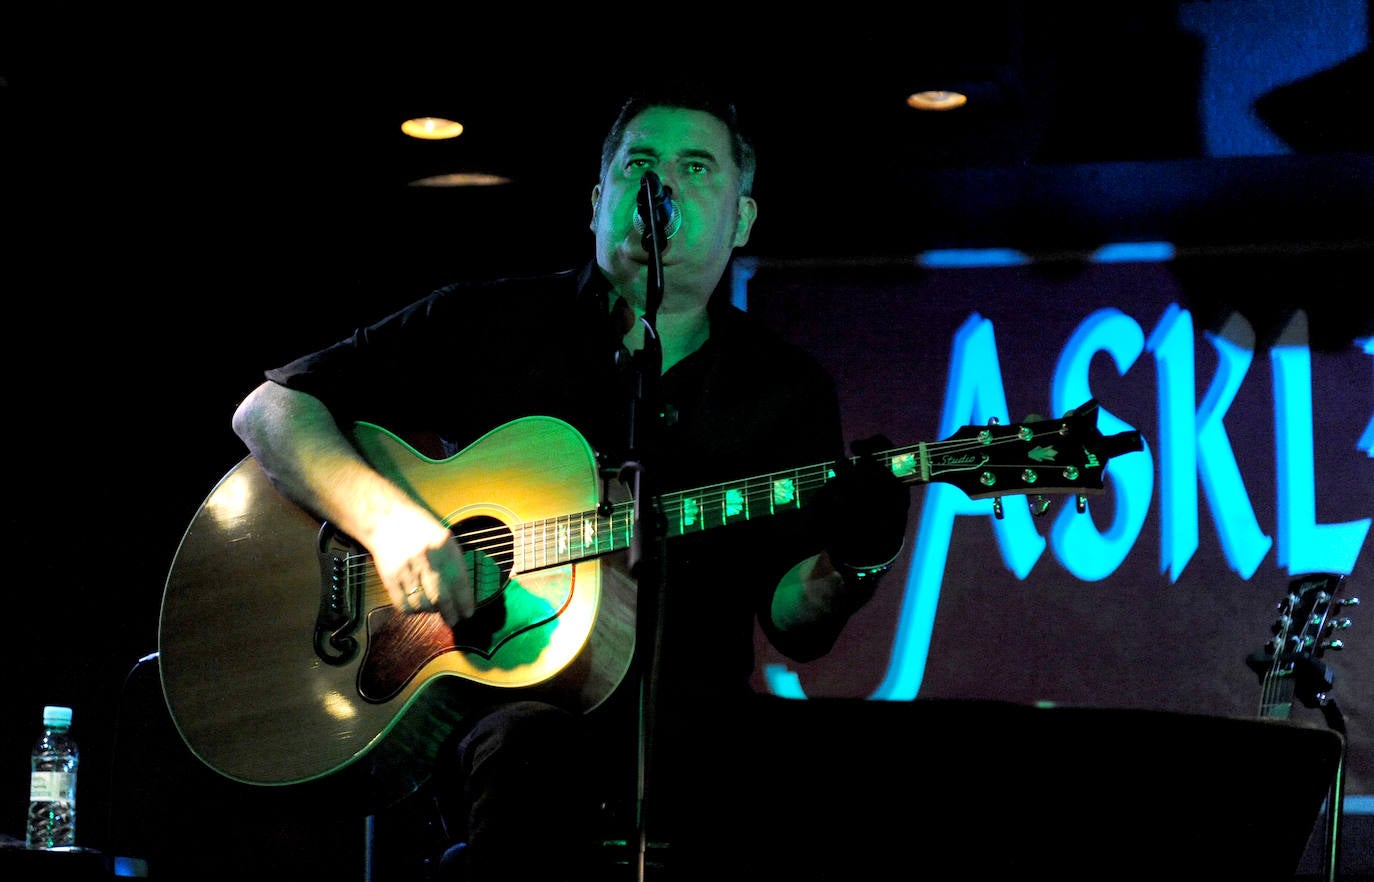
(30, 771, 76, 802)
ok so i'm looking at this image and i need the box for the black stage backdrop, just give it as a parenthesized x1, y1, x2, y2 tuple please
(744, 254, 1372, 793)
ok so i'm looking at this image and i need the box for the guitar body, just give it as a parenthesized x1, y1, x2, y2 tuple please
(158, 417, 637, 798)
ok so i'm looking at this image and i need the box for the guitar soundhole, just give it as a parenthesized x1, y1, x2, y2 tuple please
(456, 515, 514, 608)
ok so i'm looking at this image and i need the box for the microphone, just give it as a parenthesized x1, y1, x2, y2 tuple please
(633, 170, 682, 245)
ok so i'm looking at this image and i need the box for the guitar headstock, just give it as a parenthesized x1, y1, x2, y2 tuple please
(1247, 572, 1359, 710)
(905, 399, 1143, 506)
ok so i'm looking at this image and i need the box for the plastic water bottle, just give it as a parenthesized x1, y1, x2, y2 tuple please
(26, 705, 78, 850)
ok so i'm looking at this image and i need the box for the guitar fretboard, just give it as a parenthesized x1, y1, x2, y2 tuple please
(506, 450, 929, 573)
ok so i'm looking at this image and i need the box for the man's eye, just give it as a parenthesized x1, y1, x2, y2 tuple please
(685, 161, 708, 175)
(627, 157, 653, 171)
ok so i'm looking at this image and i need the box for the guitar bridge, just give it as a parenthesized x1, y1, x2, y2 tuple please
(314, 523, 362, 665)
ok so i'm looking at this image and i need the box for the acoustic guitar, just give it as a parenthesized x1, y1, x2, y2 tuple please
(158, 399, 1141, 798)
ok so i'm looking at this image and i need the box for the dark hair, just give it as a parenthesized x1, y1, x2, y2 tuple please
(599, 83, 757, 197)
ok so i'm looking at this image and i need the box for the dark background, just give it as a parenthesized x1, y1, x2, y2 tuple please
(3, 3, 1372, 879)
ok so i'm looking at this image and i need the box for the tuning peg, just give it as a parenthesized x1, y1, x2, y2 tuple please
(993, 497, 1004, 520)
(1330, 618, 1353, 631)
(1339, 596, 1361, 607)
(1075, 495, 1087, 514)
(1322, 639, 1346, 651)
(1029, 494, 1052, 517)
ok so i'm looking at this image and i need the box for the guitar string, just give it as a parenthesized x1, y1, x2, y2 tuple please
(347, 426, 1082, 595)
(1261, 595, 1293, 717)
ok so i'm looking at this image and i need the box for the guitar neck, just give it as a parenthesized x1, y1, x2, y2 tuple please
(507, 409, 1138, 575)
(509, 453, 897, 572)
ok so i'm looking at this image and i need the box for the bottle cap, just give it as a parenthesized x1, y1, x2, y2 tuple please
(42, 706, 73, 727)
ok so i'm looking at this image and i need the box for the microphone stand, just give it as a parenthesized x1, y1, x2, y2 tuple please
(626, 174, 669, 882)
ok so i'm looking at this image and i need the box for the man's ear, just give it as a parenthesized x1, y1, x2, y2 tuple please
(733, 196, 758, 247)
(589, 184, 601, 232)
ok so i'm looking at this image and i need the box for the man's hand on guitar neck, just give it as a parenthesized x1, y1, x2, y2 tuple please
(819, 433, 911, 585)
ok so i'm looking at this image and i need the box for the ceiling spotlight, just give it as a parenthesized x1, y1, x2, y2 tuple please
(907, 90, 969, 111)
(401, 116, 465, 140)
(408, 172, 511, 187)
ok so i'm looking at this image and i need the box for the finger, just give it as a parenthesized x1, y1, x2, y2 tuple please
(433, 566, 473, 625)
(455, 572, 476, 621)
(435, 585, 461, 627)
(404, 579, 427, 611)
(440, 537, 476, 622)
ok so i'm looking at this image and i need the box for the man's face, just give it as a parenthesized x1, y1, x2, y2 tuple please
(590, 106, 757, 313)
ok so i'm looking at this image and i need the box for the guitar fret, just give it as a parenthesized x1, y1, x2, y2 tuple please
(584, 512, 596, 556)
(574, 512, 595, 557)
(672, 493, 699, 535)
(916, 442, 930, 484)
(536, 517, 555, 568)
(556, 517, 570, 561)
(769, 472, 798, 514)
(725, 484, 747, 524)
